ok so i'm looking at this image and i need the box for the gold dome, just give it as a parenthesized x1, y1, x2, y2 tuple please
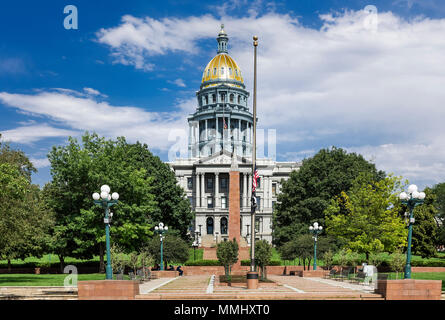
(201, 53, 244, 88)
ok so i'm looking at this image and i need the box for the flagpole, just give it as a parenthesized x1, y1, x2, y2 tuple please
(250, 35, 258, 275)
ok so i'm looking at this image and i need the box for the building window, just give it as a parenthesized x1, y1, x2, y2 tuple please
(230, 94, 234, 103)
(220, 217, 228, 234)
(221, 67, 224, 75)
(206, 217, 214, 235)
(238, 95, 241, 104)
(212, 94, 216, 103)
(235, 69, 238, 76)
(220, 177, 228, 191)
(207, 197, 214, 209)
(207, 177, 213, 191)
(221, 196, 227, 209)
(255, 216, 261, 233)
(257, 177, 261, 189)
(256, 196, 261, 209)
(187, 177, 193, 190)
(221, 93, 225, 102)
(207, 69, 210, 77)
(188, 196, 193, 206)
(213, 68, 217, 75)
(229, 68, 232, 75)
(272, 183, 277, 196)
(205, 95, 209, 104)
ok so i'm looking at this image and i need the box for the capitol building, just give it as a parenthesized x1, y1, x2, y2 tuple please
(168, 26, 300, 247)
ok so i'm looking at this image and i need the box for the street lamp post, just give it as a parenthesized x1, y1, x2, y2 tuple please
(92, 185, 119, 280)
(309, 222, 323, 271)
(154, 223, 168, 271)
(399, 184, 425, 279)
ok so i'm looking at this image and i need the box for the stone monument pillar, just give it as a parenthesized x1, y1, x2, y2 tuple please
(229, 153, 241, 244)
(229, 151, 241, 270)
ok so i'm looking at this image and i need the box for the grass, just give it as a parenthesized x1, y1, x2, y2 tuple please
(381, 272, 445, 290)
(0, 273, 130, 286)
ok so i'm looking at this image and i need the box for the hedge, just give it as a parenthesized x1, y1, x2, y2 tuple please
(241, 260, 281, 266)
(184, 260, 223, 266)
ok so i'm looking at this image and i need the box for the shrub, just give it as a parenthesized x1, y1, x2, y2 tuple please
(184, 260, 223, 266)
(390, 250, 406, 279)
(322, 250, 334, 270)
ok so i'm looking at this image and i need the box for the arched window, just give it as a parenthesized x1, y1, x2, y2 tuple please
(220, 217, 228, 235)
(206, 217, 214, 235)
(237, 95, 241, 104)
(213, 68, 217, 75)
(212, 94, 216, 103)
(221, 93, 225, 102)
(230, 94, 234, 103)
(205, 95, 209, 105)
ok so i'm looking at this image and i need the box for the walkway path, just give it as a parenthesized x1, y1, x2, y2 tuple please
(135, 275, 384, 300)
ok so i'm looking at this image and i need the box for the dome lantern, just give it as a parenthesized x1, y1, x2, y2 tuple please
(217, 24, 229, 54)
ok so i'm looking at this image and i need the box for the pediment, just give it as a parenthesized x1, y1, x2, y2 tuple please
(196, 150, 251, 165)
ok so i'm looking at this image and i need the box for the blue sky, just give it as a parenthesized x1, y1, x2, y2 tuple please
(1, 0, 445, 189)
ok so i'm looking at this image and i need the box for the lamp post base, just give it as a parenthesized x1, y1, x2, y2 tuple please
(247, 272, 259, 289)
(404, 264, 411, 279)
(106, 265, 113, 280)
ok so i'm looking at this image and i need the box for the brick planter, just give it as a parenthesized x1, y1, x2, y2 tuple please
(375, 279, 442, 300)
(150, 270, 179, 278)
(78, 280, 140, 300)
(296, 270, 329, 278)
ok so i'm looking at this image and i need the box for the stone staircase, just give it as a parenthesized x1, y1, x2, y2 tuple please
(0, 286, 78, 300)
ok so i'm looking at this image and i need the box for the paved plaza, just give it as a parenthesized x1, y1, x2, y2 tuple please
(135, 275, 384, 300)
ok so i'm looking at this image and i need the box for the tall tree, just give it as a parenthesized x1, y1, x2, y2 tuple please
(0, 139, 53, 269)
(45, 132, 193, 271)
(273, 147, 384, 246)
(325, 174, 407, 259)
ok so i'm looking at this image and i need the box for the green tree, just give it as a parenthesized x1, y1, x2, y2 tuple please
(410, 187, 439, 258)
(254, 240, 273, 280)
(322, 250, 334, 270)
(390, 250, 406, 279)
(216, 238, 239, 282)
(147, 233, 189, 269)
(45, 132, 193, 272)
(0, 140, 54, 270)
(279, 234, 333, 270)
(273, 147, 384, 247)
(325, 174, 407, 260)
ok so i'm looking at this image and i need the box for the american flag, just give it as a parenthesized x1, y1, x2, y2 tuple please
(252, 166, 259, 192)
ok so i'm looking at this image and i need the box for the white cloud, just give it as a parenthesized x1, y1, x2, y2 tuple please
(29, 157, 50, 169)
(169, 78, 186, 88)
(0, 124, 78, 144)
(0, 89, 189, 151)
(83, 87, 107, 98)
(95, 9, 445, 185)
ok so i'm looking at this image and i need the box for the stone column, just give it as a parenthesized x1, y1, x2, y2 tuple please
(243, 173, 247, 208)
(248, 174, 252, 200)
(215, 172, 220, 208)
(201, 173, 206, 208)
(269, 178, 273, 208)
(195, 172, 200, 208)
(264, 176, 268, 209)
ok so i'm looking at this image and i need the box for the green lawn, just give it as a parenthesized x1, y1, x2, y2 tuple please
(0, 273, 130, 286)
